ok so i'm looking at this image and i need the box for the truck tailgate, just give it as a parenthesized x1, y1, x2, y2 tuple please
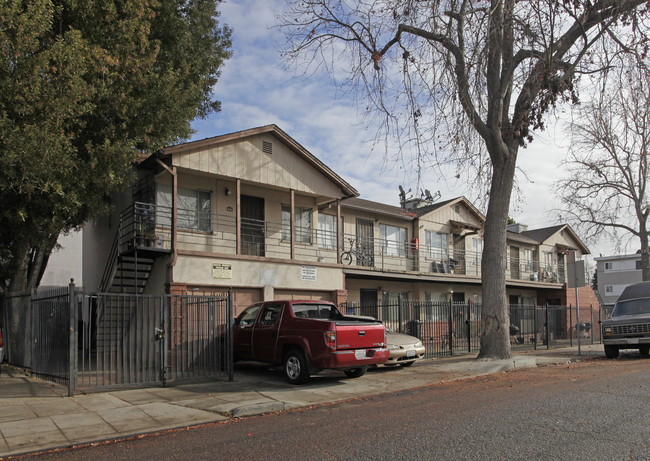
(335, 323, 385, 350)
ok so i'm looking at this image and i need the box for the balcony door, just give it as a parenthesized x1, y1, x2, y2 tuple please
(241, 195, 265, 257)
(356, 218, 374, 267)
(510, 246, 520, 279)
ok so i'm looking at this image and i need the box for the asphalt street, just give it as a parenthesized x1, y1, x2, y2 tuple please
(13, 355, 650, 461)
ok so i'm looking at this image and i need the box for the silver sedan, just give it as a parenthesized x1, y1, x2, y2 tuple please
(384, 328, 425, 367)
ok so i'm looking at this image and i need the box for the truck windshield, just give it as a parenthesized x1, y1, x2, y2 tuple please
(612, 298, 650, 317)
(291, 303, 344, 320)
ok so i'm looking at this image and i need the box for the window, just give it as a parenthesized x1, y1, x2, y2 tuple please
(259, 305, 282, 325)
(318, 214, 337, 249)
(282, 205, 312, 244)
(156, 184, 211, 232)
(604, 262, 613, 271)
(636, 260, 642, 270)
(543, 251, 553, 267)
(426, 230, 449, 259)
(605, 285, 613, 294)
(472, 238, 483, 264)
(524, 249, 536, 271)
(237, 305, 261, 326)
(380, 224, 407, 256)
(291, 303, 342, 319)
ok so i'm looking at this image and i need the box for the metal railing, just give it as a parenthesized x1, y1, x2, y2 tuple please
(341, 300, 601, 358)
(122, 202, 567, 284)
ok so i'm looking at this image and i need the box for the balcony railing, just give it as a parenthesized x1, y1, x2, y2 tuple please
(121, 203, 566, 284)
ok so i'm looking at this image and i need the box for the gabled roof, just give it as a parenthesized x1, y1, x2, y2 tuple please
(412, 196, 485, 221)
(522, 224, 590, 254)
(152, 124, 359, 199)
(506, 231, 540, 245)
(340, 197, 415, 221)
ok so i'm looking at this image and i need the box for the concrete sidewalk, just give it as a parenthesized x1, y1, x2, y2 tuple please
(0, 344, 604, 458)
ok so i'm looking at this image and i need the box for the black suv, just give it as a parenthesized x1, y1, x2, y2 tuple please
(602, 282, 650, 358)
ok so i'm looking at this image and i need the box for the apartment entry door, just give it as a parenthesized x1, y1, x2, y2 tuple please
(241, 195, 265, 257)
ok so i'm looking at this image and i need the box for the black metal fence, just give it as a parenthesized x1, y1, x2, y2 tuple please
(341, 299, 602, 358)
(1, 285, 233, 396)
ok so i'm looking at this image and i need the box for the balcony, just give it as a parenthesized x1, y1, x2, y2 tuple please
(121, 203, 565, 285)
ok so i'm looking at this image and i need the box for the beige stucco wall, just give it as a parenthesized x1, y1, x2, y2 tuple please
(173, 134, 342, 199)
(416, 200, 483, 238)
(173, 256, 344, 292)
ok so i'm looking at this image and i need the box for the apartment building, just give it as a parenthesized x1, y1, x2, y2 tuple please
(40, 125, 592, 314)
(595, 253, 644, 307)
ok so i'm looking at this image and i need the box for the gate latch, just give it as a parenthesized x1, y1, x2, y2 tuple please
(154, 328, 165, 341)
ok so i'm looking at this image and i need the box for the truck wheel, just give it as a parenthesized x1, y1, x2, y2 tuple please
(640, 346, 649, 356)
(344, 367, 367, 379)
(604, 345, 619, 359)
(284, 349, 309, 384)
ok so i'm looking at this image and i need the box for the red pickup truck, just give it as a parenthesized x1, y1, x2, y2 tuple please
(233, 300, 388, 384)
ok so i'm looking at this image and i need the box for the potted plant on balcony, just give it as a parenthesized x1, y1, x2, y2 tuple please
(135, 221, 147, 247)
(145, 230, 156, 247)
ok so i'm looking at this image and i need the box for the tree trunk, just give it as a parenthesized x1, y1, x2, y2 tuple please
(7, 241, 55, 293)
(477, 147, 517, 359)
(641, 227, 650, 282)
(7, 241, 30, 293)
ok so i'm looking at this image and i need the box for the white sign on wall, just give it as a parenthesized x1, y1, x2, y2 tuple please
(212, 263, 232, 279)
(301, 266, 317, 281)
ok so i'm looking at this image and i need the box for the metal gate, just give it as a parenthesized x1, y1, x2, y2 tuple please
(76, 292, 167, 391)
(76, 291, 233, 393)
(12, 284, 233, 396)
(31, 287, 73, 385)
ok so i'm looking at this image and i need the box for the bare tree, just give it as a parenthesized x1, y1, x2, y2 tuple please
(279, 0, 650, 359)
(556, 60, 650, 280)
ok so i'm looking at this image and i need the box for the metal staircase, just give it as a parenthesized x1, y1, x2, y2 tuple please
(99, 202, 170, 294)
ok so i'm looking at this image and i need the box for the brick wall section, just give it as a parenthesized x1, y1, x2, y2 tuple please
(167, 283, 187, 348)
(537, 284, 601, 339)
(537, 285, 599, 308)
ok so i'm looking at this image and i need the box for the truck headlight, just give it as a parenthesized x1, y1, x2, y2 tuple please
(603, 327, 612, 335)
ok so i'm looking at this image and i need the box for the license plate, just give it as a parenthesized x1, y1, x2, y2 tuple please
(627, 338, 640, 344)
(354, 349, 367, 360)
(406, 350, 416, 357)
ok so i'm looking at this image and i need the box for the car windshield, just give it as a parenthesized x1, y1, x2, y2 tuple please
(612, 298, 650, 317)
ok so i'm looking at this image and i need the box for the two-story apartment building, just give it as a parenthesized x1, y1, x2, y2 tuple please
(40, 125, 593, 316)
(595, 253, 644, 307)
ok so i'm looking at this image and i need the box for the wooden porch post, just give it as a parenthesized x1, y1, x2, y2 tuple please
(337, 200, 341, 264)
(236, 179, 241, 255)
(290, 189, 295, 260)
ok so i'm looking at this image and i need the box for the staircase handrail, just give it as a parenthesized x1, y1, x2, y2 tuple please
(99, 230, 120, 294)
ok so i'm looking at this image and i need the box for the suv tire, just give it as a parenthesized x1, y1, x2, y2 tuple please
(604, 344, 620, 359)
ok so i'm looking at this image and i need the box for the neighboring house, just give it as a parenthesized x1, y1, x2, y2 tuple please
(40, 125, 595, 316)
(595, 253, 644, 307)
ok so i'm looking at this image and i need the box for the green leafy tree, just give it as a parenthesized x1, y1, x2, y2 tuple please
(0, 0, 232, 292)
(279, 0, 650, 358)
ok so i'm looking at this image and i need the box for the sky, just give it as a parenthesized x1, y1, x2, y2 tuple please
(189, 0, 620, 260)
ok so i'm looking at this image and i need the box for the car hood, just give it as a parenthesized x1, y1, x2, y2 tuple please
(603, 314, 650, 326)
(387, 331, 420, 346)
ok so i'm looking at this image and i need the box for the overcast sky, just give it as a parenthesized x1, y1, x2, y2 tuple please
(190, 0, 620, 259)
